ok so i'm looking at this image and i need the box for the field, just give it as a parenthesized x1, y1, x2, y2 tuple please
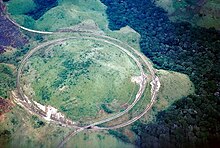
(64, 131, 135, 148)
(20, 38, 141, 122)
(140, 70, 195, 123)
(6, 0, 108, 31)
(0, 105, 69, 147)
(0, 105, 134, 148)
(155, 70, 195, 111)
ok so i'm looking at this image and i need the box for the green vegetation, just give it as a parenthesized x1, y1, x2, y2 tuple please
(6, 0, 108, 31)
(31, 115, 45, 129)
(101, 0, 220, 146)
(128, 82, 151, 118)
(101, 104, 113, 114)
(3, 0, 215, 147)
(108, 130, 130, 143)
(0, 102, 135, 148)
(0, 64, 16, 98)
(64, 131, 135, 148)
(155, 70, 194, 111)
(0, 106, 72, 147)
(6, 0, 36, 15)
(39, 86, 51, 101)
(21, 39, 140, 122)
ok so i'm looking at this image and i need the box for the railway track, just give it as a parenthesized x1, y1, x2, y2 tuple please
(8, 15, 160, 147)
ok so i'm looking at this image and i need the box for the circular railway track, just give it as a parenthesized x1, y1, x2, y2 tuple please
(8, 15, 161, 147)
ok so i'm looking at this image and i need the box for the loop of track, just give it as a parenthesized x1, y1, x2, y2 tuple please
(8, 15, 160, 147)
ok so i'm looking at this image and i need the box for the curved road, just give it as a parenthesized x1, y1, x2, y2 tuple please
(8, 15, 160, 148)
(16, 36, 147, 126)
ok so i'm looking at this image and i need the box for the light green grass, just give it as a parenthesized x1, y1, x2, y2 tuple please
(21, 39, 140, 121)
(137, 70, 195, 123)
(0, 106, 71, 148)
(35, 4, 107, 31)
(64, 131, 135, 148)
(155, 70, 194, 111)
(6, 0, 142, 48)
(0, 106, 134, 147)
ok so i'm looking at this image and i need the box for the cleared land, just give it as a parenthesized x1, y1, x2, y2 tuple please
(20, 38, 141, 122)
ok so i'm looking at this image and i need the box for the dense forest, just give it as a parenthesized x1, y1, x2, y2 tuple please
(100, 0, 220, 147)
(26, 0, 58, 20)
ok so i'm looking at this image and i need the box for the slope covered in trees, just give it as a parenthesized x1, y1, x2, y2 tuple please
(100, 0, 220, 147)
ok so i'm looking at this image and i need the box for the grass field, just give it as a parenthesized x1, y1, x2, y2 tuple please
(0, 105, 70, 147)
(155, 70, 194, 111)
(1, 105, 135, 148)
(20, 38, 141, 122)
(64, 131, 135, 148)
(139, 70, 195, 123)
(6, 0, 108, 31)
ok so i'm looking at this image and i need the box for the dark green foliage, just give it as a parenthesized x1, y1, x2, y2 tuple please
(52, 79, 63, 88)
(63, 59, 76, 71)
(53, 59, 91, 88)
(101, 104, 113, 114)
(60, 105, 67, 112)
(97, 134, 105, 140)
(0, 64, 13, 76)
(25, 0, 58, 20)
(33, 0, 57, 6)
(0, 129, 11, 146)
(40, 86, 51, 101)
(101, 0, 220, 147)
(0, 45, 30, 66)
(0, 130, 11, 139)
(11, 118, 18, 125)
(104, 97, 113, 103)
(108, 130, 130, 143)
(31, 115, 45, 128)
(83, 133, 89, 141)
(185, 0, 207, 6)
(0, 64, 16, 98)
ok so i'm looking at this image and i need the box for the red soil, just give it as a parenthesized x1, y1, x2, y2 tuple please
(0, 97, 14, 121)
